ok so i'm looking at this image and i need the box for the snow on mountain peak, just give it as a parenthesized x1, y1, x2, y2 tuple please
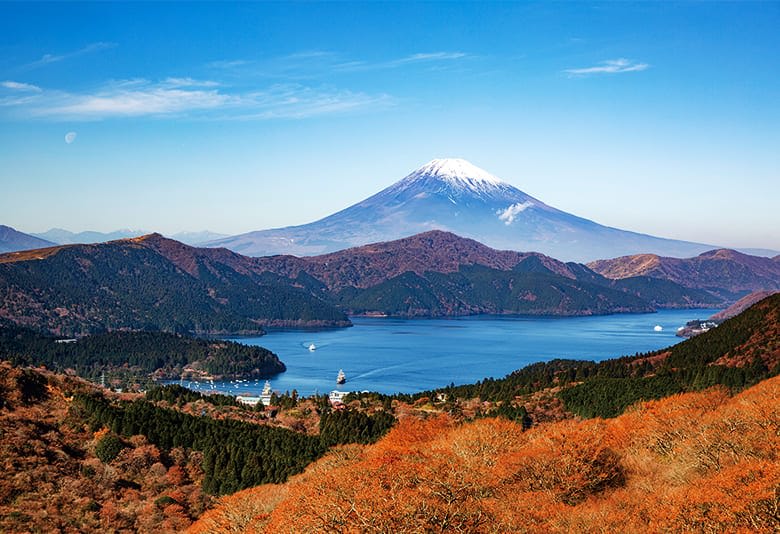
(395, 158, 511, 197)
(417, 158, 504, 185)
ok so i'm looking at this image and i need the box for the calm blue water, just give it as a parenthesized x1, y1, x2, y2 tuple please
(182, 309, 719, 397)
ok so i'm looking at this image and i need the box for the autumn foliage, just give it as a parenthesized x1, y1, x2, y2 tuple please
(0, 363, 211, 533)
(191, 375, 780, 533)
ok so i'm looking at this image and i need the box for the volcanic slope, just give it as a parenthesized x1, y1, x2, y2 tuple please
(0, 225, 55, 253)
(206, 158, 719, 262)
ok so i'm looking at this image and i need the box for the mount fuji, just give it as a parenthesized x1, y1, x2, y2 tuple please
(206, 158, 717, 262)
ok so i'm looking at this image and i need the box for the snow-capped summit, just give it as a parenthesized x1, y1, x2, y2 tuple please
(393, 158, 519, 201)
(205, 159, 718, 262)
(410, 158, 504, 186)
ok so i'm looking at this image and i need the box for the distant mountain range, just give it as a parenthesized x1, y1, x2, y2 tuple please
(32, 228, 149, 245)
(3, 231, 758, 336)
(167, 230, 229, 245)
(204, 158, 756, 262)
(253, 230, 725, 315)
(0, 225, 55, 253)
(32, 228, 228, 246)
(588, 249, 780, 301)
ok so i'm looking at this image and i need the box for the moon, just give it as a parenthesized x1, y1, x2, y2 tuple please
(64, 132, 77, 144)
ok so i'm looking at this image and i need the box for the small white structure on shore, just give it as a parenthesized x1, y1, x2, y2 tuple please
(237, 380, 274, 407)
(329, 390, 349, 405)
(236, 395, 263, 407)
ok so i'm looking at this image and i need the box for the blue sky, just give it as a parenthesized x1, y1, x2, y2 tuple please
(1, 2, 778, 251)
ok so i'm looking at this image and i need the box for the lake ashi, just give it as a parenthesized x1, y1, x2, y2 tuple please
(177, 308, 722, 397)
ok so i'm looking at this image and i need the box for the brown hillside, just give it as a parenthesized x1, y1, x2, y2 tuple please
(190, 376, 780, 533)
(588, 248, 780, 294)
(0, 243, 67, 263)
(129, 233, 256, 278)
(713, 294, 780, 369)
(254, 230, 577, 291)
(710, 290, 779, 321)
(1, 231, 574, 293)
(0, 363, 212, 533)
(586, 253, 661, 279)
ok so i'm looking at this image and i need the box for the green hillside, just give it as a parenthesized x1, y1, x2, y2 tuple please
(336, 265, 654, 316)
(0, 240, 348, 335)
(0, 324, 286, 383)
(385, 294, 780, 419)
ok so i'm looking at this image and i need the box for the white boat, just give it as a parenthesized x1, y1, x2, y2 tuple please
(308, 343, 317, 351)
(336, 369, 346, 384)
(654, 325, 663, 332)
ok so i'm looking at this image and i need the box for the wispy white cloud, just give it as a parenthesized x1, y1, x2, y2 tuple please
(5, 48, 455, 121)
(564, 58, 649, 77)
(206, 59, 251, 70)
(0, 78, 392, 121)
(162, 77, 221, 88)
(233, 84, 393, 120)
(392, 52, 468, 65)
(336, 51, 470, 72)
(40, 86, 230, 118)
(497, 202, 533, 225)
(208, 50, 471, 77)
(207, 51, 340, 81)
(1, 80, 42, 92)
(24, 42, 116, 70)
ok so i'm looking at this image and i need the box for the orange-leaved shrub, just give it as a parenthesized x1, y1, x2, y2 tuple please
(189, 375, 780, 533)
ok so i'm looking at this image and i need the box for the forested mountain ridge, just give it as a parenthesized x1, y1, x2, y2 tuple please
(0, 231, 759, 334)
(588, 248, 780, 297)
(0, 325, 286, 383)
(710, 289, 779, 321)
(331, 266, 656, 317)
(0, 235, 349, 335)
(253, 230, 580, 290)
(254, 230, 724, 316)
(395, 293, 780, 419)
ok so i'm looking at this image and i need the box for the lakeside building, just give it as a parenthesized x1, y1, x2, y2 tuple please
(237, 380, 274, 407)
